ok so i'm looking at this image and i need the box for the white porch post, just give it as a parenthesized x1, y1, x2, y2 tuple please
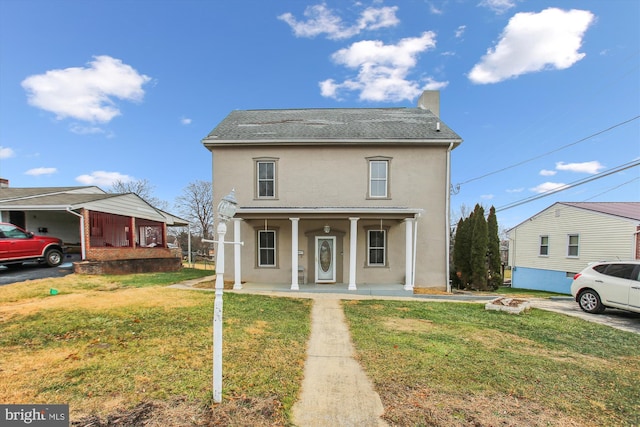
(404, 218, 414, 291)
(233, 218, 242, 290)
(348, 217, 359, 290)
(290, 218, 300, 290)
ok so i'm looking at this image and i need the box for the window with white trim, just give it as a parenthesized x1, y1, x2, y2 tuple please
(567, 234, 579, 257)
(256, 160, 276, 198)
(369, 159, 388, 198)
(539, 235, 549, 256)
(258, 229, 276, 267)
(368, 229, 386, 266)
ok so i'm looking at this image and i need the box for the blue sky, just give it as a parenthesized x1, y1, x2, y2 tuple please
(0, 0, 638, 229)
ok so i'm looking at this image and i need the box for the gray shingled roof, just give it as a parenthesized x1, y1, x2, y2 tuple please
(202, 108, 462, 146)
(560, 202, 640, 221)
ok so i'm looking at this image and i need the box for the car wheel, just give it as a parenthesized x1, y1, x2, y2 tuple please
(578, 289, 605, 314)
(45, 249, 63, 267)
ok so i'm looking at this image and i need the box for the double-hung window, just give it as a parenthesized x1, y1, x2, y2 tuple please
(258, 229, 276, 267)
(539, 235, 549, 256)
(256, 159, 276, 198)
(567, 234, 579, 257)
(368, 159, 389, 198)
(368, 229, 386, 266)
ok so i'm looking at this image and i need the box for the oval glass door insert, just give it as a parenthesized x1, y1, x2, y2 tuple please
(320, 240, 331, 272)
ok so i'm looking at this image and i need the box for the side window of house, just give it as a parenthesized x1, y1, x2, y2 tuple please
(567, 234, 579, 257)
(539, 235, 549, 256)
(256, 160, 276, 198)
(258, 229, 276, 267)
(368, 229, 386, 266)
(368, 159, 389, 198)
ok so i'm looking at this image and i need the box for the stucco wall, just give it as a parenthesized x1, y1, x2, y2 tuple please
(212, 144, 450, 288)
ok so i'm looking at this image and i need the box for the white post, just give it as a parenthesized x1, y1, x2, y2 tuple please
(233, 218, 242, 290)
(290, 218, 299, 290)
(348, 217, 359, 290)
(404, 218, 414, 291)
(213, 220, 226, 404)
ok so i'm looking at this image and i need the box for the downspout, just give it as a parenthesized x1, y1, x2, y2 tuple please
(445, 143, 453, 293)
(66, 208, 86, 260)
(412, 211, 422, 287)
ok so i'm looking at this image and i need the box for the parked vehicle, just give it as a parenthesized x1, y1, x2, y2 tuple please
(0, 222, 65, 268)
(571, 260, 640, 314)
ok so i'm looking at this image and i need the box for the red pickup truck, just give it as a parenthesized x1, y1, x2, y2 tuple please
(0, 222, 65, 268)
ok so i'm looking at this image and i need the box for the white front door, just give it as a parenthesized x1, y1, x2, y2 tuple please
(315, 236, 336, 283)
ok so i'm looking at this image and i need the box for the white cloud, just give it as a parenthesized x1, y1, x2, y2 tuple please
(481, 194, 495, 200)
(21, 55, 151, 123)
(25, 167, 57, 176)
(0, 146, 15, 159)
(278, 4, 399, 40)
(530, 182, 568, 194)
(479, 0, 517, 15)
(539, 169, 556, 176)
(180, 117, 192, 125)
(76, 171, 133, 187)
(555, 160, 604, 174)
(506, 187, 524, 193)
(468, 8, 594, 84)
(320, 32, 445, 102)
(69, 123, 106, 135)
(455, 25, 466, 38)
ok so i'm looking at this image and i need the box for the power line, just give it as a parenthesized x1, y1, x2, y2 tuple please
(457, 115, 640, 187)
(495, 159, 640, 212)
(582, 177, 640, 201)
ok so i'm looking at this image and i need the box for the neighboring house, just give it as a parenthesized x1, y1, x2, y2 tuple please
(201, 91, 463, 292)
(0, 182, 188, 273)
(508, 202, 640, 294)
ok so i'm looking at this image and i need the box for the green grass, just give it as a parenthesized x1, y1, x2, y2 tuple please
(0, 274, 311, 421)
(497, 286, 569, 297)
(343, 299, 640, 426)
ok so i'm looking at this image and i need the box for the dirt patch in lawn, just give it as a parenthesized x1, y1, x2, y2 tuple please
(71, 395, 286, 427)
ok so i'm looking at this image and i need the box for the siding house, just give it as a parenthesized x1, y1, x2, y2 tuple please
(0, 183, 187, 273)
(508, 202, 640, 294)
(202, 91, 463, 292)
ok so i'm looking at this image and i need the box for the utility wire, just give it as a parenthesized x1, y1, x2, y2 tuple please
(581, 177, 640, 201)
(457, 115, 640, 187)
(495, 159, 640, 212)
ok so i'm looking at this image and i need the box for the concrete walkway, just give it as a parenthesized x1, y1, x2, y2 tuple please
(290, 296, 388, 427)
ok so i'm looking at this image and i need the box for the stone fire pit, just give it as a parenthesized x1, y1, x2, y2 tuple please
(485, 297, 530, 314)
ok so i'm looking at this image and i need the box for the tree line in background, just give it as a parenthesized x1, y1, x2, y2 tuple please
(451, 204, 502, 291)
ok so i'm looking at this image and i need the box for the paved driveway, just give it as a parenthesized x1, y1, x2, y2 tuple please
(0, 254, 80, 286)
(530, 297, 640, 334)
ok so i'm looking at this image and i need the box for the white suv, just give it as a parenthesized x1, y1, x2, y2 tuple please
(571, 260, 640, 314)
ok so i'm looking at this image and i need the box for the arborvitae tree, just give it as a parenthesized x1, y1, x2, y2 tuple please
(470, 204, 488, 290)
(487, 206, 502, 290)
(453, 217, 470, 288)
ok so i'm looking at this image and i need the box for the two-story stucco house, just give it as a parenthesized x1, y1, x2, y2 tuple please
(202, 91, 463, 292)
(508, 202, 640, 294)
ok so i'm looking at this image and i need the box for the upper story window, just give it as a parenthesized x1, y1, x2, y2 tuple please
(368, 157, 390, 198)
(567, 234, 579, 257)
(255, 158, 277, 199)
(539, 235, 549, 256)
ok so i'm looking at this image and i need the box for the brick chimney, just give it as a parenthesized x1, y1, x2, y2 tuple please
(0, 178, 8, 188)
(417, 90, 440, 117)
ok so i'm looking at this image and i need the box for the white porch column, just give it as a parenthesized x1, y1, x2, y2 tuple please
(404, 218, 414, 291)
(290, 218, 300, 290)
(348, 217, 359, 290)
(233, 218, 242, 290)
